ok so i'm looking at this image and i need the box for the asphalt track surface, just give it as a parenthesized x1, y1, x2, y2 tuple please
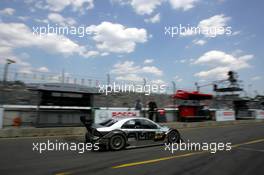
(0, 123, 264, 175)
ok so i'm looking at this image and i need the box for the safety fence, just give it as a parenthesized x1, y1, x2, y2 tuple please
(0, 66, 179, 94)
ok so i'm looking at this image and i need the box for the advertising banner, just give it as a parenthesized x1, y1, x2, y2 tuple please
(215, 110, 235, 121)
(94, 109, 140, 124)
(255, 110, 264, 119)
(0, 107, 3, 129)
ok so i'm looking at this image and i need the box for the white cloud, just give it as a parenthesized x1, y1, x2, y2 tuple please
(180, 29, 197, 36)
(144, 59, 154, 64)
(100, 52, 109, 56)
(169, 0, 198, 11)
(129, 0, 163, 15)
(193, 50, 253, 79)
(111, 61, 140, 75)
(111, 0, 129, 6)
(48, 13, 76, 26)
(34, 18, 49, 24)
(251, 76, 261, 81)
(114, 0, 198, 15)
(198, 14, 231, 37)
(231, 49, 243, 57)
(88, 22, 147, 53)
(116, 73, 142, 82)
(232, 31, 241, 36)
(17, 16, 30, 21)
(151, 79, 165, 85)
(194, 67, 230, 79)
(0, 8, 15, 16)
(180, 59, 186, 63)
(0, 22, 97, 58)
(45, 0, 94, 13)
(174, 75, 183, 82)
(142, 66, 163, 76)
(194, 50, 253, 68)
(80, 50, 99, 57)
(192, 39, 206, 46)
(37, 66, 49, 72)
(111, 60, 163, 82)
(19, 67, 33, 74)
(181, 14, 232, 38)
(144, 13, 160, 23)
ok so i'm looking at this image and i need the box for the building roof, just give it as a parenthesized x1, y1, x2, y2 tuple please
(172, 90, 213, 100)
(27, 83, 100, 94)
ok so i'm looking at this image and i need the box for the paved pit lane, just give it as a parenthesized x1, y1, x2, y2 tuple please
(0, 123, 263, 175)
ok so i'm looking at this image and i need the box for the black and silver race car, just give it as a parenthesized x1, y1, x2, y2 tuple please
(80, 116, 181, 151)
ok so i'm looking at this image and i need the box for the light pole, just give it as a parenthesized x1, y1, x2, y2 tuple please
(172, 81, 176, 105)
(3, 59, 16, 84)
(195, 82, 200, 92)
(142, 78, 147, 117)
(172, 81, 176, 93)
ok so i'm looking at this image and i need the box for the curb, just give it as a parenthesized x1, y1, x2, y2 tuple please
(0, 119, 263, 138)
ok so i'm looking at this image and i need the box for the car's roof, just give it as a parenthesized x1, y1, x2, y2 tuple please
(114, 117, 149, 121)
(97, 117, 162, 130)
(112, 117, 159, 125)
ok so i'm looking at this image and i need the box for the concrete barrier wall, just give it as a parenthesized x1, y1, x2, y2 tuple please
(1, 106, 179, 127)
(255, 110, 264, 119)
(0, 119, 263, 138)
(3, 108, 92, 127)
(3, 110, 37, 126)
(1, 105, 263, 128)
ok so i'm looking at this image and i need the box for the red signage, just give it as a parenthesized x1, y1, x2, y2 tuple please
(112, 111, 138, 117)
(223, 112, 234, 116)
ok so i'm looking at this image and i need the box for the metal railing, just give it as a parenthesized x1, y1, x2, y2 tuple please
(0, 65, 185, 94)
(0, 66, 107, 88)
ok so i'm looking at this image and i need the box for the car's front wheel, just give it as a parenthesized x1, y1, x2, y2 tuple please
(167, 130, 180, 143)
(109, 135, 126, 151)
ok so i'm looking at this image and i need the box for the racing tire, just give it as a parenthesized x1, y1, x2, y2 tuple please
(109, 134, 126, 151)
(167, 130, 180, 143)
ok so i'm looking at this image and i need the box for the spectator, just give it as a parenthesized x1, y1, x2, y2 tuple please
(148, 101, 157, 121)
(134, 99, 142, 111)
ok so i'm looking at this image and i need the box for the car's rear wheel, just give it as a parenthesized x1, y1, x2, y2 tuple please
(167, 130, 180, 143)
(109, 135, 125, 151)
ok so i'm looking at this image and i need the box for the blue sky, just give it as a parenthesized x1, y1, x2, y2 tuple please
(0, 0, 263, 94)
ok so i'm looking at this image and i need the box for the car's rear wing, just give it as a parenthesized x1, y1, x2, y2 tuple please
(80, 116, 93, 131)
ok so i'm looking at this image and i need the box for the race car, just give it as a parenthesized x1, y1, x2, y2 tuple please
(80, 116, 181, 151)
